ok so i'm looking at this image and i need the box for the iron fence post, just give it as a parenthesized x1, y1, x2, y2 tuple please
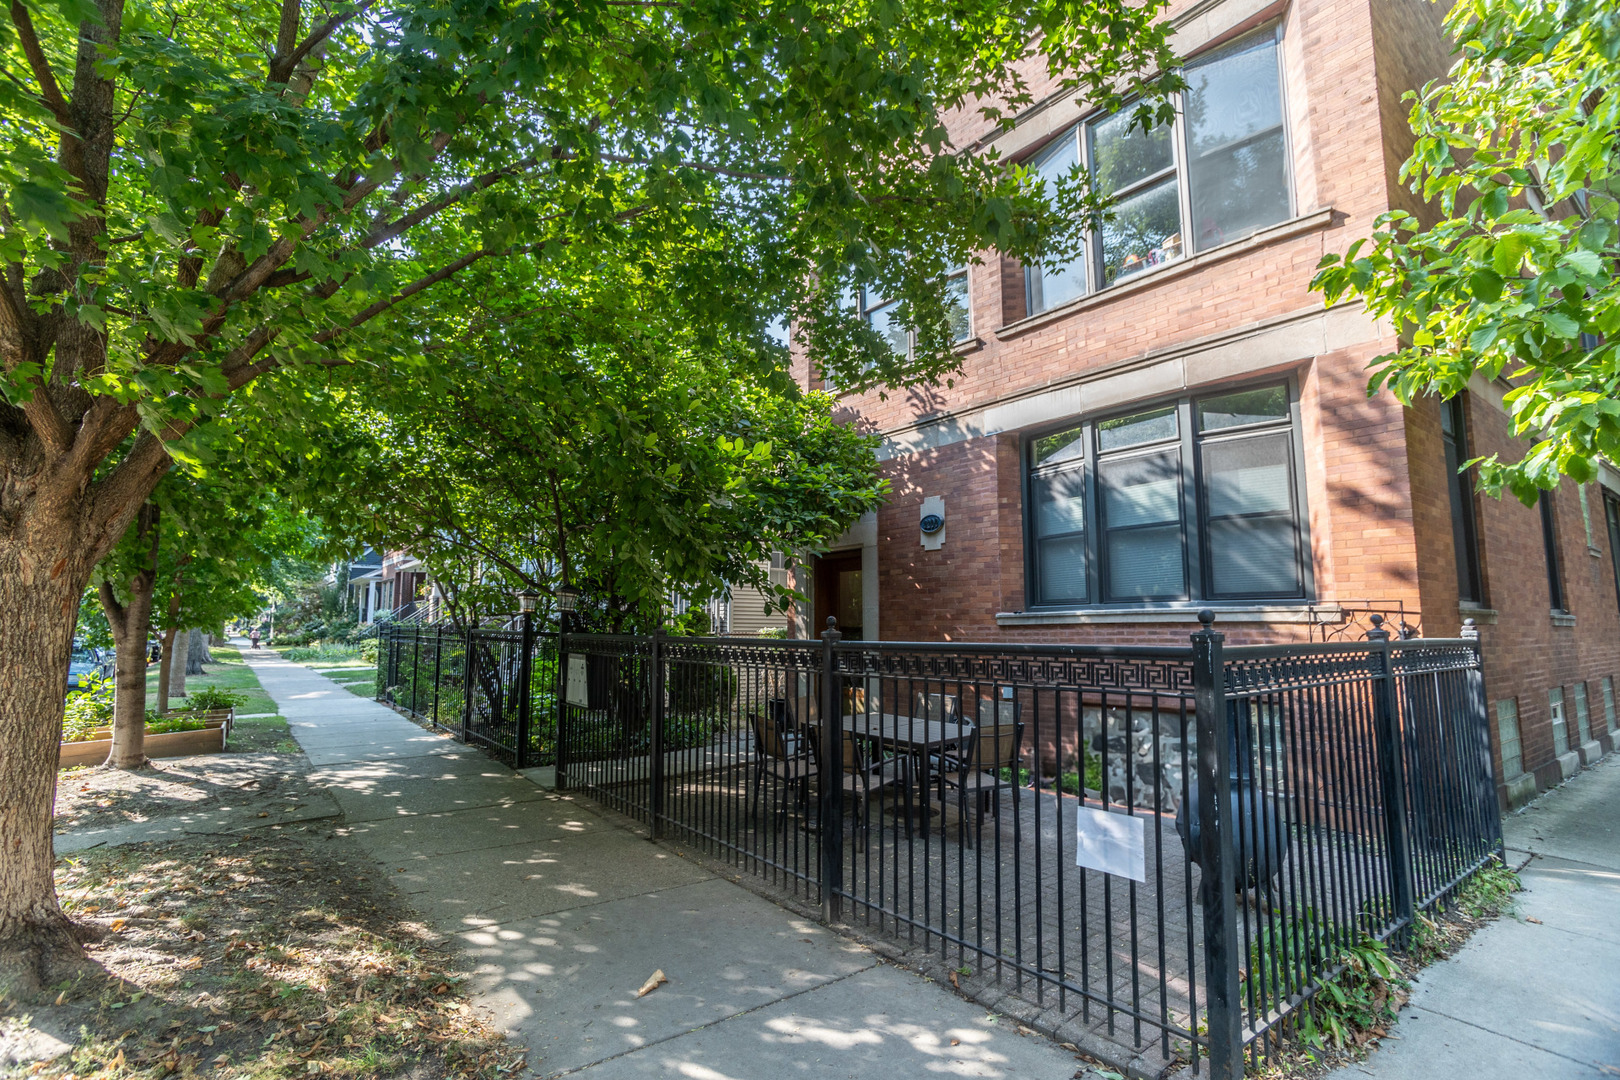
(555, 617, 571, 791)
(411, 627, 422, 714)
(516, 607, 536, 770)
(1192, 610, 1242, 1080)
(649, 625, 666, 837)
(819, 617, 844, 923)
(1368, 615, 1416, 936)
(431, 625, 444, 728)
(460, 625, 474, 742)
(1460, 618, 1505, 860)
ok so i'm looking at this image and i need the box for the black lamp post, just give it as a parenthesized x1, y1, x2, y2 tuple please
(556, 583, 581, 635)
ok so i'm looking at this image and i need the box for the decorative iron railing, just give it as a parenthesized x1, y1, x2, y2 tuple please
(376, 613, 1501, 1078)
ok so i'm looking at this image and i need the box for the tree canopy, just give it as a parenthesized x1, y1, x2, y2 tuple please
(1311, 0, 1619, 502)
(298, 250, 887, 629)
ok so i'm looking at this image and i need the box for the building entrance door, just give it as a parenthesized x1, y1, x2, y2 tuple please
(813, 552, 864, 640)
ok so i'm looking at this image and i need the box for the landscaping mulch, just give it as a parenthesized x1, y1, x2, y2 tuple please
(54, 757, 320, 835)
(5, 833, 526, 1079)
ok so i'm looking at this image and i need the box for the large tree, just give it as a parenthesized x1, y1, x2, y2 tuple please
(0, 0, 1179, 996)
(316, 252, 890, 629)
(1311, 0, 1619, 501)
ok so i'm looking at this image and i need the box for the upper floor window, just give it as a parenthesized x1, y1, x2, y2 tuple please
(1540, 492, 1567, 612)
(1440, 397, 1484, 604)
(1026, 26, 1292, 315)
(1025, 381, 1310, 606)
(852, 267, 973, 368)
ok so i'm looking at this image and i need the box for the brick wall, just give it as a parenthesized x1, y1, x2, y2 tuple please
(1453, 394, 1620, 802)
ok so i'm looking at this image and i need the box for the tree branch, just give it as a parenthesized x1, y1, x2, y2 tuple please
(8, 0, 71, 125)
(270, 0, 375, 86)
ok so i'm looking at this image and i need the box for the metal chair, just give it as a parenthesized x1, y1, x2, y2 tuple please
(748, 710, 817, 824)
(914, 691, 961, 723)
(937, 721, 1025, 842)
(810, 727, 913, 837)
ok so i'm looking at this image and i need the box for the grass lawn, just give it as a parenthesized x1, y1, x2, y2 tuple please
(145, 644, 295, 754)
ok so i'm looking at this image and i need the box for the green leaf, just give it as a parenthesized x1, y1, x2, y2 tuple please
(1469, 269, 1503, 303)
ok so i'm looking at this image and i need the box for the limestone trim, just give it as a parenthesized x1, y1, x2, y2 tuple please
(993, 207, 1336, 342)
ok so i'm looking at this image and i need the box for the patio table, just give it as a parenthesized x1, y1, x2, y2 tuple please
(838, 713, 975, 832)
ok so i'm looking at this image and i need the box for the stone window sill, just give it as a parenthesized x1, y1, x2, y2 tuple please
(997, 604, 1327, 627)
(1551, 611, 1577, 627)
(994, 207, 1338, 342)
(1459, 603, 1498, 625)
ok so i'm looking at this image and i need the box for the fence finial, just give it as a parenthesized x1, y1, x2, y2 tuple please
(826, 616, 838, 632)
(1197, 608, 1215, 628)
(1460, 617, 1479, 640)
(1366, 613, 1390, 641)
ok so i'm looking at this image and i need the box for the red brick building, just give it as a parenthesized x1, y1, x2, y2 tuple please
(788, 0, 1620, 810)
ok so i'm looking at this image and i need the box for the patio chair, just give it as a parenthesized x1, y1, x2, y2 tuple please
(937, 721, 1025, 838)
(747, 710, 817, 823)
(809, 727, 913, 837)
(913, 691, 961, 724)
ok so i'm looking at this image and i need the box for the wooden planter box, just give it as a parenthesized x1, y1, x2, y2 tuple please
(59, 722, 227, 768)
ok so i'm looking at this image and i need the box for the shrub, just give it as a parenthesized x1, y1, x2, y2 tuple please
(62, 673, 115, 742)
(144, 715, 210, 735)
(667, 663, 738, 714)
(182, 686, 247, 711)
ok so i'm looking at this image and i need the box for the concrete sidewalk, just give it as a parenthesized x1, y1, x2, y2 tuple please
(239, 645, 1090, 1080)
(1328, 757, 1620, 1079)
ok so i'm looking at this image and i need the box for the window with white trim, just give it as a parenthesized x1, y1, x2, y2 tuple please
(1025, 381, 1310, 606)
(1025, 26, 1292, 314)
(855, 268, 973, 361)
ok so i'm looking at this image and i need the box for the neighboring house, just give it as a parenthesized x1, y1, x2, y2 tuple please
(787, 0, 1620, 811)
(341, 549, 385, 623)
(672, 555, 793, 636)
(339, 548, 431, 624)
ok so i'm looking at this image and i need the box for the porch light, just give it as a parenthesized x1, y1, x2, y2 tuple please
(556, 583, 581, 614)
(517, 587, 540, 614)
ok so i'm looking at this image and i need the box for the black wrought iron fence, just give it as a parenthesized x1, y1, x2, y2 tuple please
(378, 613, 1501, 1078)
(377, 621, 559, 768)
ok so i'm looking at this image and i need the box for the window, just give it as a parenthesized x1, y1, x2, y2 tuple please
(856, 269, 973, 361)
(1605, 493, 1620, 615)
(1541, 493, 1567, 612)
(1550, 687, 1568, 756)
(1574, 681, 1592, 745)
(943, 268, 973, 343)
(1025, 26, 1292, 314)
(1496, 699, 1523, 779)
(1440, 398, 1484, 603)
(1604, 676, 1617, 733)
(1025, 381, 1308, 606)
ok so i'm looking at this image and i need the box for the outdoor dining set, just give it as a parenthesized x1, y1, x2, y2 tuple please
(746, 690, 1027, 843)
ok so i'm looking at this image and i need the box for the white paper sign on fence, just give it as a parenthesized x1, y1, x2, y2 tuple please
(1074, 805, 1146, 882)
(566, 654, 589, 707)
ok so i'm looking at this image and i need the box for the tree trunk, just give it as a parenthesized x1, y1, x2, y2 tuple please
(99, 503, 160, 770)
(0, 532, 101, 999)
(166, 628, 190, 703)
(185, 628, 207, 675)
(157, 621, 178, 713)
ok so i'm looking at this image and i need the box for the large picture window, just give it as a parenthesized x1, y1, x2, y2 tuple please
(1025, 382, 1309, 606)
(1025, 26, 1292, 314)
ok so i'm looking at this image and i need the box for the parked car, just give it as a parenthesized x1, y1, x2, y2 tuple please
(67, 643, 111, 693)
